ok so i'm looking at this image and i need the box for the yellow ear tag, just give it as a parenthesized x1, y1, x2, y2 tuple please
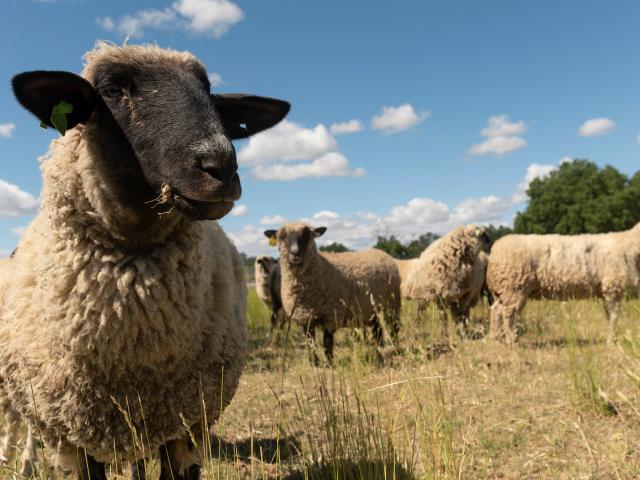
(268, 236, 277, 247)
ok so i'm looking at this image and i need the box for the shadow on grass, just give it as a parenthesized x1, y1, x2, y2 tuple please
(284, 460, 416, 480)
(210, 434, 302, 463)
(521, 337, 605, 350)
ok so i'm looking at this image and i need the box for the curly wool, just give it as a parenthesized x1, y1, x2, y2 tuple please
(0, 129, 247, 466)
(486, 223, 640, 341)
(405, 226, 486, 308)
(278, 224, 401, 331)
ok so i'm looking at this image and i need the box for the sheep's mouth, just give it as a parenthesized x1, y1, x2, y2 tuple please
(172, 195, 235, 220)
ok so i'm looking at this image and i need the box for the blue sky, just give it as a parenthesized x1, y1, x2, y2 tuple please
(0, 0, 639, 256)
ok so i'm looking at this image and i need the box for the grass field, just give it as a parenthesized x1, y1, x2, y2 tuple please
(4, 290, 640, 479)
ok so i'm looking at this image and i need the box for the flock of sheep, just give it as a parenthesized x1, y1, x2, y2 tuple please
(1, 42, 639, 480)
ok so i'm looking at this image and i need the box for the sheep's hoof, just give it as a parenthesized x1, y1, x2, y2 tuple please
(20, 459, 35, 478)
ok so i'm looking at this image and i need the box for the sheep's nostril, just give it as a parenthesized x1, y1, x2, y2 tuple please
(200, 161, 238, 184)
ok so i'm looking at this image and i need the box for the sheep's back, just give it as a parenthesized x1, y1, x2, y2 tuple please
(488, 231, 639, 300)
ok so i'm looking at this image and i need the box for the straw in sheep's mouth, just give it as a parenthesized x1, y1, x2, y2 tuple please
(145, 182, 236, 220)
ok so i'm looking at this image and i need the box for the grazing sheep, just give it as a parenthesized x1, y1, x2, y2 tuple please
(264, 223, 401, 364)
(405, 226, 491, 338)
(487, 223, 640, 344)
(396, 258, 418, 299)
(0, 42, 289, 480)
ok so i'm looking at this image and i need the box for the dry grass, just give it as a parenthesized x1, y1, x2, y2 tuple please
(4, 290, 640, 479)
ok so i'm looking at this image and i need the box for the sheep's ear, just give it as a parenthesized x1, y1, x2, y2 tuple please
(313, 227, 327, 238)
(212, 94, 290, 140)
(12, 71, 98, 131)
(264, 230, 277, 239)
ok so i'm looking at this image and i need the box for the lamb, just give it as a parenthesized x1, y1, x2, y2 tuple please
(404, 226, 491, 339)
(0, 42, 289, 480)
(487, 223, 640, 344)
(264, 223, 401, 364)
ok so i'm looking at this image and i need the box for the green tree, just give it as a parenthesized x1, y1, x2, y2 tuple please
(319, 242, 351, 253)
(374, 233, 440, 259)
(484, 224, 512, 242)
(514, 160, 640, 234)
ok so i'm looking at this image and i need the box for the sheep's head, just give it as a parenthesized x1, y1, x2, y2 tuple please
(264, 223, 327, 270)
(464, 225, 492, 255)
(255, 256, 277, 276)
(11, 43, 290, 221)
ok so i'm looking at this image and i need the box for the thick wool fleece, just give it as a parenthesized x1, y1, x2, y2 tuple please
(395, 259, 418, 299)
(0, 128, 247, 466)
(405, 227, 486, 310)
(278, 226, 401, 331)
(487, 223, 640, 341)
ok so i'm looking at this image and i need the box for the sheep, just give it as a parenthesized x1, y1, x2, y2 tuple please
(264, 223, 401, 364)
(487, 223, 640, 344)
(404, 225, 491, 339)
(254, 256, 278, 308)
(0, 42, 289, 480)
(254, 256, 286, 329)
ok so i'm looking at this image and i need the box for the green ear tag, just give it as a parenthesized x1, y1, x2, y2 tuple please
(268, 236, 277, 247)
(50, 100, 73, 136)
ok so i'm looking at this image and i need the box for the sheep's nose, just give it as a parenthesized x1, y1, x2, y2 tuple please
(199, 151, 238, 185)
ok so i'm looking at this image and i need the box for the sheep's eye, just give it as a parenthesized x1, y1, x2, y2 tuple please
(102, 84, 125, 98)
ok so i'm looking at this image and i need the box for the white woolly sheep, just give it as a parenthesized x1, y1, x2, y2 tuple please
(264, 223, 401, 364)
(487, 223, 640, 344)
(0, 42, 289, 480)
(254, 256, 278, 308)
(404, 226, 491, 339)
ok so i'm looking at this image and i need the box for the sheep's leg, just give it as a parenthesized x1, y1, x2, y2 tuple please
(77, 452, 107, 480)
(305, 324, 320, 367)
(489, 302, 504, 340)
(131, 458, 148, 480)
(385, 307, 401, 342)
(450, 303, 470, 339)
(1, 408, 20, 464)
(322, 329, 335, 365)
(502, 300, 524, 346)
(19, 426, 38, 477)
(603, 295, 622, 344)
(436, 299, 449, 341)
(371, 315, 384, 347)
(159, 441, 200, 480)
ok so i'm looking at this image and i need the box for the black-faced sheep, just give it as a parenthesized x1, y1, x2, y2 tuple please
(0, 42, 289, 480)
(487, 223, 640, 344)
(264, 223, 401, 364)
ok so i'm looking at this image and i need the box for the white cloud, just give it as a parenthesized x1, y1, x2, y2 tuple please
(97, 0, 243, 38)
(0, 249, 10, 259)
(578, 117, 615, 137)
(636, 132, 640, 144)
(512, 163, 556, 203)
(238, 120, 364, 181)
(252, 152, 363, 181)
(239, 120, 337, 165)
(0, 179, 38, 217)
(468, 115, 528, 157)
(173, 0, 244, 37)
(260, 214, 288, 226)
(0, 123, 16, 138)
(330, 120, 364, 135)
(96, 16, 115, 30)
(208, 72, 223, 87)
(468, 136, 527, 157)
(230, 204, 248, 217)
(371, 104, 429, 134)
(10, 226, 27, 237)
(480, 115, 527, 138)
(559, 156, 574, 164)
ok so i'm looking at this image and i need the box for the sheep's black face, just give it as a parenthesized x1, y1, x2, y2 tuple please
(265, 225, 327, 269)
(256, 256, 276, 275)
(12, 49, 290, 222)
